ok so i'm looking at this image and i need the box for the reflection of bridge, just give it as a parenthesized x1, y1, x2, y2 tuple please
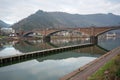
(22, 26, 120, 44)
(12, 39, 109, 54)
(13, 40, 55, 53)
(74, 45, 108, 54)
(0, 41, 108, 67)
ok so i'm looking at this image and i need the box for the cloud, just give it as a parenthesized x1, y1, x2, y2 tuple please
(0, 0, 120, 24)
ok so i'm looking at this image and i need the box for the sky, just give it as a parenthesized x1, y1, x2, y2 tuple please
(0, 0, 120, 24)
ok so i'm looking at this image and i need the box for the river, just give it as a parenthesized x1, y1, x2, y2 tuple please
(0, 35, 120, 80)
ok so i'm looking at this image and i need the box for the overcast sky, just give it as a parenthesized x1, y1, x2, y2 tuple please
(0, 0, 120, 24)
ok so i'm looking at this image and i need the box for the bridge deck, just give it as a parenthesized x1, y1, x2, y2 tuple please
(0, 43, 93, 64)
(60, 46, 120, 80)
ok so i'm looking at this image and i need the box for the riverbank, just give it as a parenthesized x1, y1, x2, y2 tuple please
(88, 54, 120, 80)
(60, 46, 120, 80)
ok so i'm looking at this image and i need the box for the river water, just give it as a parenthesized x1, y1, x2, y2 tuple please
(0, 36, 120, 80)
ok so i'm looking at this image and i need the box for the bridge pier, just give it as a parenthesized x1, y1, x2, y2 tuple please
(43, 36, 51, 42)
(90, 36, 98, 44)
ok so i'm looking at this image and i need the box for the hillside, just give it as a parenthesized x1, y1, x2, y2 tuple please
(12, 10, 120, 31)
(0, 20, 10, 28)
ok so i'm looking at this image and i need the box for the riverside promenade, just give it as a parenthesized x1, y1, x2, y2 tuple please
(60, 46, 120, 80)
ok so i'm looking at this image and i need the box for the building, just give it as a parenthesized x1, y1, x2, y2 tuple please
(0, 28, 15, 36)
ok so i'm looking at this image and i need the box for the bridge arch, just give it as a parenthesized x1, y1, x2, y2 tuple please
(46, 30, 82, 37)
(90, 26, 120, 44)
(96, 27, 120, 37)
(43, 29, 82, 42)
(23, 31, 42, 37)
(23, 32, 34, 37)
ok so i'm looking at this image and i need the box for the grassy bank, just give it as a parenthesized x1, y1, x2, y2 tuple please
(88, 54, 120, 80)
(0, 35, 7, 39)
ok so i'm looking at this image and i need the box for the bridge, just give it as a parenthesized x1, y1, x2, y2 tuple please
(22, 26, 120, 44)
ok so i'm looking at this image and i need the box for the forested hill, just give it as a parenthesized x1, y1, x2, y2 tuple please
(0, 20, 10, 28)
(12, 10, 120, 31)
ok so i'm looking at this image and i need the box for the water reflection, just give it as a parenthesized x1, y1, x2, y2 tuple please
(0, 38, 90, 57)
(14, 40, 53, 53)
(106, 36, 116, 40)
(0, 47, 22, 57)
(0, 44, 107, 68)
(0, 57, 96, 80)
(0, 36, 119, 57)
(51, 38, 90, 47)
(0, 42, 107, 80)
(0, 36, 119, 80)
(98, 30, 120, 50)
(0, 41, 22, 57)
(0, 44, 103, 80)
(98, 37, 120, 50)
(37, 45, 107, 62)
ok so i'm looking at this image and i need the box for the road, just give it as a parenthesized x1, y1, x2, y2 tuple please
(60, 47, 120, 80)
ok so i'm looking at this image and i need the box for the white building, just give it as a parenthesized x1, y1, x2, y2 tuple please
(1, 28, 15, 34)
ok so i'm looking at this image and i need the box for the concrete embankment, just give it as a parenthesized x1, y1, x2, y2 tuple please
(60, 46, 120, 80)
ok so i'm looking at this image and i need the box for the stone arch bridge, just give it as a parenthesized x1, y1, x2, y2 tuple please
(22, 26, 120, 44)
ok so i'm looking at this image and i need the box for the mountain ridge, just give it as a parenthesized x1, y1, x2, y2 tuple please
(12, 10, 120, 31)
(0, 20, 10, 28)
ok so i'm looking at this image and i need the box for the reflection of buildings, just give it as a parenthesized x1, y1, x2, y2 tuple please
(13, 40, 54, 53)
(0, 41, 17, 47)
(51, 38, 90, 47)
(106, 32, 116, 37)
(105, 32, 117, 40)
(106, 36, 116, 40)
